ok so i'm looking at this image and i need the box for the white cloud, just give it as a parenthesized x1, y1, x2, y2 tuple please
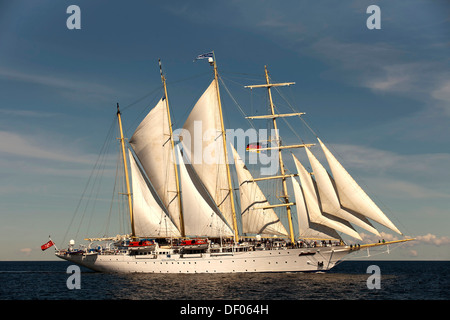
(20, 248, 32, 256)
(416, 233, 450, 246)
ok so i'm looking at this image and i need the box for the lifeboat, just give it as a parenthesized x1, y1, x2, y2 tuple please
(179, 238, 209, 251)
(128, 239, 156, 252)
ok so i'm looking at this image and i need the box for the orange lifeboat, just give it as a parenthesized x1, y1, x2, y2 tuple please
(179, 238, 208, 251)
(128, 239, 156, 252)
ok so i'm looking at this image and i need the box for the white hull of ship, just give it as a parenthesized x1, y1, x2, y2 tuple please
(56, 246, 353, 273)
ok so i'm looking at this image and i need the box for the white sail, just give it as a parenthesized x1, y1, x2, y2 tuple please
(318, 138, 402, 235)
(293, 154, 362, 240)
(230, 144, 288, 237)
(291, 176, 341, 240)
(129, 97, 182, 232)
(180, 80, 234, 228)
(128, 150, 180, 238)
(305, 147, 380, 236)
(176, 146, 234, 237)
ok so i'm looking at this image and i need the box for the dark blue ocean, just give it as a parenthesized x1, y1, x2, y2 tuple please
(0, 260, 448, 300)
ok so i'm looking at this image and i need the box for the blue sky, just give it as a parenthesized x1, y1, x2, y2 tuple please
(0, 0, 449, 261)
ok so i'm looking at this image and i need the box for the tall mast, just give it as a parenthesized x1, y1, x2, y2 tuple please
(159, 59, 185, 237)
(117, 103, 135, 238)
(263, 66, 295, 244)
(211, 52, 240, 242)
(244, 67, 305, 243)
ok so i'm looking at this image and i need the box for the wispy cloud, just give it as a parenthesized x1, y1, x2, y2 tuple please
(0, 108, 60, 118)
(0, 130, 117, 199)
(0, 130, 96, 165)
(314, 142, 450, 188)
(432, 81, 450, 103)
(304, 142, 450, 223)
(327, 143, 450, 175)
(370, 179, 450, 200)
(20, 248, 32, 256)
(0, 67, 116, 101)
(431, 81, 450, 116)
(311, 37, 446, 92)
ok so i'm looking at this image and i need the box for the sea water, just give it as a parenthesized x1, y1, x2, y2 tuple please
(1, 260, 448, 300)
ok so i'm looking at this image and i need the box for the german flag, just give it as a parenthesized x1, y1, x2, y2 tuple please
(246, 143, 262, 153)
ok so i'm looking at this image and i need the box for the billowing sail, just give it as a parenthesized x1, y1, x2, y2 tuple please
(291, 176, 341, 240)
(128, 150, 180, 238)
(230, 144, 288, 236)
(293, 154, 362, 240)
(180, 80, 234, 228)
(176, 146, 234, 237)
(129, 97, 182, 232)
(305, 147, 380, 236)
(318, 138, 402, 235)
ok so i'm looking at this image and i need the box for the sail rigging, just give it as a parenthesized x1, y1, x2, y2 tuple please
(119, 59, 403, 242)
(129, 97, 182, 234)
(180, 74, 239, 240)
(176, 146, 234, 237)
(292, 154, 362, 240)
(231, 144, 289, 237)
(317, 138, 402, 235)
(128, 149, 180, 237)
(291, 176, 341, 240)
(304, 147, 380, 236)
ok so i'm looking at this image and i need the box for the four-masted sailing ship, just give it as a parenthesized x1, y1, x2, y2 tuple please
(53, 53, 413, 273)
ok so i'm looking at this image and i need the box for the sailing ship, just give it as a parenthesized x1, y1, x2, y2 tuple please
(54, 53, 413, 273)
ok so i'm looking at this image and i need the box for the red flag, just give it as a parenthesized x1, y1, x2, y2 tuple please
(41, 240, 54, 251)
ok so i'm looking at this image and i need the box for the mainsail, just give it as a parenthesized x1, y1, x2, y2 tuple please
(317, 138, 402, 235)
(176, 146, 234, 237)
(230, 144, 289, 237)
(129, 97, 182, 232)
(180, 80, 235, 229)
(128, 150, 180, 237)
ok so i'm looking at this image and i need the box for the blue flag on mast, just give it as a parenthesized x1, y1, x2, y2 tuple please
(195, 51, 214, 60)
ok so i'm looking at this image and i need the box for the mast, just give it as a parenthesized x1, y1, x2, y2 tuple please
(244, 67, 301, 243)
(211, 52, 240, 242)
(117, 103, 135, 238)
(263, 66, 295, 244)
(159, 59, 185, 237)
